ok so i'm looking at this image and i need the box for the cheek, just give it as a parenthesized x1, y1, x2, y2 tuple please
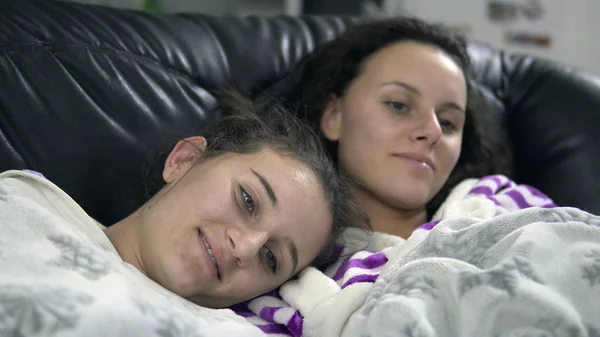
(451, 135, 463, 164)
(343, 101, 383, 137)
(339, 103, 394, 156)
(285, 209, 331, 266)
(439, 136, 463, 174)
(144, 189, 187, 228)
(184, 180, 233, 222)
(298, 221, 332, 263)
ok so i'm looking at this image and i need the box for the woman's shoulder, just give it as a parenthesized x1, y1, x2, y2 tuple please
(0, 169, 53, 198)
(1, 169, 72, 207)
(2, 169, 84, 217)
(0, 169, 112, 247)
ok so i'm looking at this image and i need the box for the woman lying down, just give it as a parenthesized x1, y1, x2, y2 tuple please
(0, 92, 369, 336)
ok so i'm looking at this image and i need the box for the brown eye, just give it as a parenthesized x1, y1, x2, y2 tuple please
(439, 119, 457, 132)
(262, 246, 278, 273)
(240, 187, 255, 213)
(384, 101, 409, 114)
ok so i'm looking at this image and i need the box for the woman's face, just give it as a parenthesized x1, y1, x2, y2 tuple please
(321, 41, 466, 211)
(139, 139, 331, 308)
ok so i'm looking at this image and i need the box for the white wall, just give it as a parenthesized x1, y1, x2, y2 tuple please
(391, 0, 598, 75)
(61, 0, 299, 16)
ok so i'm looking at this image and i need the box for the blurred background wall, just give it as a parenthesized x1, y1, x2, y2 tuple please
(59, 0, 598, 75)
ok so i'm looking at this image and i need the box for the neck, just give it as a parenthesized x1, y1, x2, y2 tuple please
(104, 207, 147, 276)
(352, 186, 427, 239)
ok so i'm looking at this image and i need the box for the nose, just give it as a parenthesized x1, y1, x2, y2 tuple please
(226, 227, 269, 268)
(410, 107, 442, 145)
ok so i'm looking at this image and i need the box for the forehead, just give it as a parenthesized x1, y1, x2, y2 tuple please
(358, 41, 466, 90)
(228, 149, 320, 192)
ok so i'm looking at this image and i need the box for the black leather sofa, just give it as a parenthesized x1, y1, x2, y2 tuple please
(1, 0, 599, 227)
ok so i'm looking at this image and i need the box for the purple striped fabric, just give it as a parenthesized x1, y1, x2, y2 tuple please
(287, 311, 303, 336)
(341, 274, 379, 288)
(260, 307, 281, 320)
(487, 196, 503, 207)
(331, 255, 353, 281)
(505, 189, 533, 209)
(259, 324, 291, 334)
(468, 185, 495, 197)
(332, 253, 386, 281)
(234, 310, 255, 318)
(418, 220, 440, 230)
(231, 175, 556, 336)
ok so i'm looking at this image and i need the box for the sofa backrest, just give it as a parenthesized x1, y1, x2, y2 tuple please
(1, 0, 599, 225)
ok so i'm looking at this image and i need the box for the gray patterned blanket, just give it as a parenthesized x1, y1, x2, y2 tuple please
(340, 207, 600, 337)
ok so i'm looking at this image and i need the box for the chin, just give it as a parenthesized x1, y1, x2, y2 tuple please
(156, 264, 201, 298)
(386, 182, 433, 209)
(188, 289, 239, 308)
(178, 274, 207, 297)
(391, 196, 430, 211)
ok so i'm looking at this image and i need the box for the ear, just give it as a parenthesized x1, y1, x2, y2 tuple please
(162, 136, 207, 184)
(320, 95, 343, 141)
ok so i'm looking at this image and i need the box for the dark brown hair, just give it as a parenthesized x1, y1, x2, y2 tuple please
(278, 17, 513, 218)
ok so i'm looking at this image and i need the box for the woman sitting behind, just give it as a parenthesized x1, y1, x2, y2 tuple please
(288, 17, 556, 239)
(239, 17, 557, 336)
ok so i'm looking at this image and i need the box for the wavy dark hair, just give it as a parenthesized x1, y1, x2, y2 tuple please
(273, 17, 513, 219)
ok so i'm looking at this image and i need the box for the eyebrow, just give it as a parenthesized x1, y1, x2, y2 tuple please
(382, 81, 466, 112)
(251, 169, 278, 207)
(440, 102, 466, 113)
(381, 81, 421, 95)
(284, 236, 299, 278)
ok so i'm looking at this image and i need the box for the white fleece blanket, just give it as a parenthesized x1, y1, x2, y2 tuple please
(4, 170, 600, 337)
(0, 174, 265, 336)
(339, 206, 600, 337)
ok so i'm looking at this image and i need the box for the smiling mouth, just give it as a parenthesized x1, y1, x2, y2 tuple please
(198, 230, 220, 280)
(393, 153, 435, 170)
